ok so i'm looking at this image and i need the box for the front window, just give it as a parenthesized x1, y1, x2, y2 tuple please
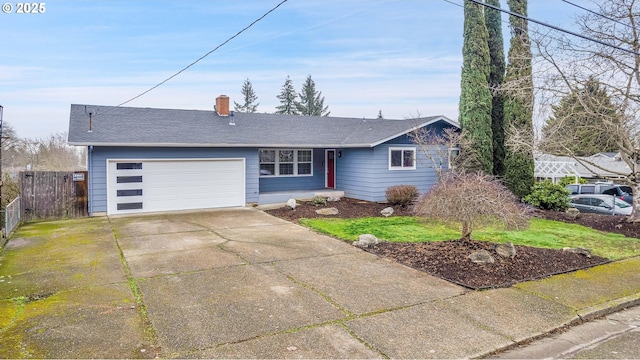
(389, 147, 416, 170)
(260, 149, 313, 176)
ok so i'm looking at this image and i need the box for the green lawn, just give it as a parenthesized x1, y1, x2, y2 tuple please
(299, 216, 640, 260)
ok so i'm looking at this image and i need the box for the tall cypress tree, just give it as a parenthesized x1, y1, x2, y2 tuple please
(485, 0, 506, 177)
(503, 0, 535, 198)
(459, 0, 493, 174)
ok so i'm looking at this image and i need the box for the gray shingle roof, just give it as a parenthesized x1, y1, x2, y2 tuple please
(67, 104, 459, 148)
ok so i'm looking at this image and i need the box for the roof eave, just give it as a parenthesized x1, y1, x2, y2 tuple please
(369, 116, 460, 147)
(68, 142, 376, 148)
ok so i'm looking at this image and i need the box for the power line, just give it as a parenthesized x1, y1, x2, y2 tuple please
(441, 0, 593, 54)
(104, 0, 288, 113)
(561, 0, 633, 30)
(467, 0, 640, 56)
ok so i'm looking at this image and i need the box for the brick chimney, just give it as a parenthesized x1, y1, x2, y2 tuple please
(215, 95, 230, 116)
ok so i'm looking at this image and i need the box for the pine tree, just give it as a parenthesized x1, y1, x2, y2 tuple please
(296, 75, 330, 116)
(503, 0, 535, 198)
(234, 78, 259, 113)
(485, 0, 506, 177)
(459, 0, 493, 174)
(541, 76, 621, 156)
(275, 76, 299, 115)
(377, 110, 384, 119)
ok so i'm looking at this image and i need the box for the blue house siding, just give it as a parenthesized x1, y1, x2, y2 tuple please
(88, 146, 259, 214)
(258, 149, 327, 192)
(337, 143, 441, 202)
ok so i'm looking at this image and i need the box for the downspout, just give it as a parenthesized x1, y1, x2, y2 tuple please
(88, 145, 93, 217)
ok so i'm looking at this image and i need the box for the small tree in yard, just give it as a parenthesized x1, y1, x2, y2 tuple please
(414, 171, 530, 241)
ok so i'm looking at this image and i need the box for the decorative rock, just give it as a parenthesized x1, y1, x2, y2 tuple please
(565, 207, 580, 220)
(353, 234, 379, 248)
(496, 242, 516, 258)
(327, 196, 342, 202)
(563, 247, 592, 258)
(381, 207, 394, 217)
(286, 198, 297, 209)
(468, 250, 495, 264)
(315, 207, 339, 215)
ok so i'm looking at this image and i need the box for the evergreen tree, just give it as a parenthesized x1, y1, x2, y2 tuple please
(296, 75, 330, 116)
(458, 0, 493, 174)
(275, 76, 299, 115)
(377, 110, 384, 119)
(485, 0, 506, 177)
(541, 77, 622, 156)
(503, 0, 535, 198)
(234, 78, 259, 113)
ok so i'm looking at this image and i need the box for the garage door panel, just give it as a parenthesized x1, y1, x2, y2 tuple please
(108, 159, 245, 215)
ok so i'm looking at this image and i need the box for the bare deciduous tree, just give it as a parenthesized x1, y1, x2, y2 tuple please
(414, 171, 530, 241)
(19, 132, 85, 171)
(520, 0, 640, 221)
(408, 126, 463, 181)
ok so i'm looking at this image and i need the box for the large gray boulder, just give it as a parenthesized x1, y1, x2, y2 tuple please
(563, 247, 592, 258)
(565, 207, 580, 220)
(381, 207, 394, 217)
(316, 207, 339, 215)
(353, 234, 379, 248)
(496, 242, 516, 259)
(468, 250, 495, 264)
(286, 198, 297, 209)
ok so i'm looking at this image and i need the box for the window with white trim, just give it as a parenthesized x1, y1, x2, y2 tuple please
(448, 146, 460, 169)
(389, 147, 416, 170)
(260, 149, 313, 176)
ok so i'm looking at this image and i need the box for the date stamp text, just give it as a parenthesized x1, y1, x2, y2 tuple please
(2, 3, 46, 14)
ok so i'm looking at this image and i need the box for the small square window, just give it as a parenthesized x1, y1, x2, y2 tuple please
(389, 147, 416, 170)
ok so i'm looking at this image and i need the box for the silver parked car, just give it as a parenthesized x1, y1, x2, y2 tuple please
(568, 194, 633, 216)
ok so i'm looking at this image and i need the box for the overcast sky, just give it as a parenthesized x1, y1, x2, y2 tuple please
(1, 0, 588, 139)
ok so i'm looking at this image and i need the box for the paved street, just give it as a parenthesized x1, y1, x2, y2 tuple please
(491, 305, 640, 359)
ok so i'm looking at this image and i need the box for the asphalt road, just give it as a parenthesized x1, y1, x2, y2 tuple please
(490, 305, 640, 359)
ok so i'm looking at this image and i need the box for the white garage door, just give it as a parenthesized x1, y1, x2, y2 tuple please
(107, 159, 245, 215)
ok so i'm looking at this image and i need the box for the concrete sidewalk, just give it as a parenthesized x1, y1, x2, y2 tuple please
(1, 208, 639, 358)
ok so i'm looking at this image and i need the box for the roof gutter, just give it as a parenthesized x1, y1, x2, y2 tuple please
(67, 142, 380, 148)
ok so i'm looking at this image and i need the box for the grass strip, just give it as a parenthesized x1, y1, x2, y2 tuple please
(300, 217, 640, 260)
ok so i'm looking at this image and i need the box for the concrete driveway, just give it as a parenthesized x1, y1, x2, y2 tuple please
(110, 208, 471, 358)
(4, 207, 588, 358)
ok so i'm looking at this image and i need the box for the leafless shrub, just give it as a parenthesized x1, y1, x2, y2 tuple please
(385, 185, 419, 207)
(414, 171, 531, 240)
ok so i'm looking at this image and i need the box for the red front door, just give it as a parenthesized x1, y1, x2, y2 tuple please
(326, 150, 335, 189)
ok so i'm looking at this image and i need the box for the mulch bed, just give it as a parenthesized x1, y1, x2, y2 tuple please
(265, 198, 636, 289)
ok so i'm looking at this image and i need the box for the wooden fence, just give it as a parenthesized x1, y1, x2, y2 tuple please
(20, 171, 88, 222)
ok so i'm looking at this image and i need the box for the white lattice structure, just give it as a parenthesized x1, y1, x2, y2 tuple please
(534, 160, 579, 183)
(534, 152, 631, 183)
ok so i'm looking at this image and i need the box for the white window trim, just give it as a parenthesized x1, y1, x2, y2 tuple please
(388, 147, 416, 170)
(448, 146, 460, 169)
(259, 149, 313, 177)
